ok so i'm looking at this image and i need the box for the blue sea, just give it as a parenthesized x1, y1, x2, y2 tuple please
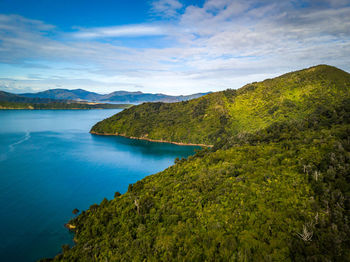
(0, 109, 199, 262)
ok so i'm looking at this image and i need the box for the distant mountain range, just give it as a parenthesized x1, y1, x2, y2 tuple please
(0, 91, 131, 109)
(19, 89, 210, 103)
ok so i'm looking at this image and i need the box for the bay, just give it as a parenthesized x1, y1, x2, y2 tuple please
(0, 109, 199, 262)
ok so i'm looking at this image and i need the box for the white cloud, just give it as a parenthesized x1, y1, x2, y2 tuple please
(151, 0, 183, 18)
(0, 0, 350, 95)
(72, 24, 166, 39)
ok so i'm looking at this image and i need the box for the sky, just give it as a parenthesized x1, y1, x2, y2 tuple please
(0, 0, 349, 95)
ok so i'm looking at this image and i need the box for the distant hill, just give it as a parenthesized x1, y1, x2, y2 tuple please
(46, 65, 350, 261)
(20, 89, 103, 101)
(2, 88, 209, 109)
(0, 90, 60, 103)
(20, 89, 210, 103)
(0, 91, 131, 110)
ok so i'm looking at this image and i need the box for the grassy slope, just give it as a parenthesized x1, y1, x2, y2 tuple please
(47, 65, 350, 261)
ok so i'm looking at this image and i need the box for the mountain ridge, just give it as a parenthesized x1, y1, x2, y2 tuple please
(20, 89, 210, 103)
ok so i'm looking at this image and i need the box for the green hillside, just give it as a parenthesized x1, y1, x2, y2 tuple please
(91, 65, 350, 145)
(46, 65, 350, 261)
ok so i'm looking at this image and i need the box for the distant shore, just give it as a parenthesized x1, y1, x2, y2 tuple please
(90, 131, 213, 148)
(0, 103, 131, 110)
(0, 107, 121, 110)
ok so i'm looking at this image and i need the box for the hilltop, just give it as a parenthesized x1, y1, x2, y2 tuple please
(46, 65, 350, 261)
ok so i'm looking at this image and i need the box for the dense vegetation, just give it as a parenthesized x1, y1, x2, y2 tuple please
(0, 101, 131, 110)
(45, 65, 350, 261)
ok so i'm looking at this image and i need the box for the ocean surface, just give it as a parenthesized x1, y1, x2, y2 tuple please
(0, 109, 199, 262)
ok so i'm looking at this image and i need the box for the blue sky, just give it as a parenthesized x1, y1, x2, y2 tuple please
(0, 0, 349, 95)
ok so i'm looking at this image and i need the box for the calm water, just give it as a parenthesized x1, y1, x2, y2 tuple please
(0, 110, 199, 262)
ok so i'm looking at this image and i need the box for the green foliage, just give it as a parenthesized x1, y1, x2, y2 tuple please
(47, 65, 350, 261)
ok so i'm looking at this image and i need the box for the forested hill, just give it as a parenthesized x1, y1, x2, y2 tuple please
(46, 65, 350, 261)
(91, 65, 350, 146)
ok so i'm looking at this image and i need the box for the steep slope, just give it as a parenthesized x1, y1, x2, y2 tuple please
(91, 65, 350, 145)
(46, 65, 350, 261)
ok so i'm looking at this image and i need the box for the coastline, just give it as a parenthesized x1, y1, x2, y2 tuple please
(0, 107, 127, 110)
(90, 131, 213, 148)
(0, 108, 115, 110)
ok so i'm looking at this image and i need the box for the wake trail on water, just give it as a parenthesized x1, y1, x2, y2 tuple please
(0, 131, 31, 162)
(9, 131, 31, 152)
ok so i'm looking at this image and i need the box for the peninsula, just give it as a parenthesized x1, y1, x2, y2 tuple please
(45, 65, 350, 261)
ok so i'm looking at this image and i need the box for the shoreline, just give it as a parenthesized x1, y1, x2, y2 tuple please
(90, 131, 213, 148)
(0, 108, 127, 110)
